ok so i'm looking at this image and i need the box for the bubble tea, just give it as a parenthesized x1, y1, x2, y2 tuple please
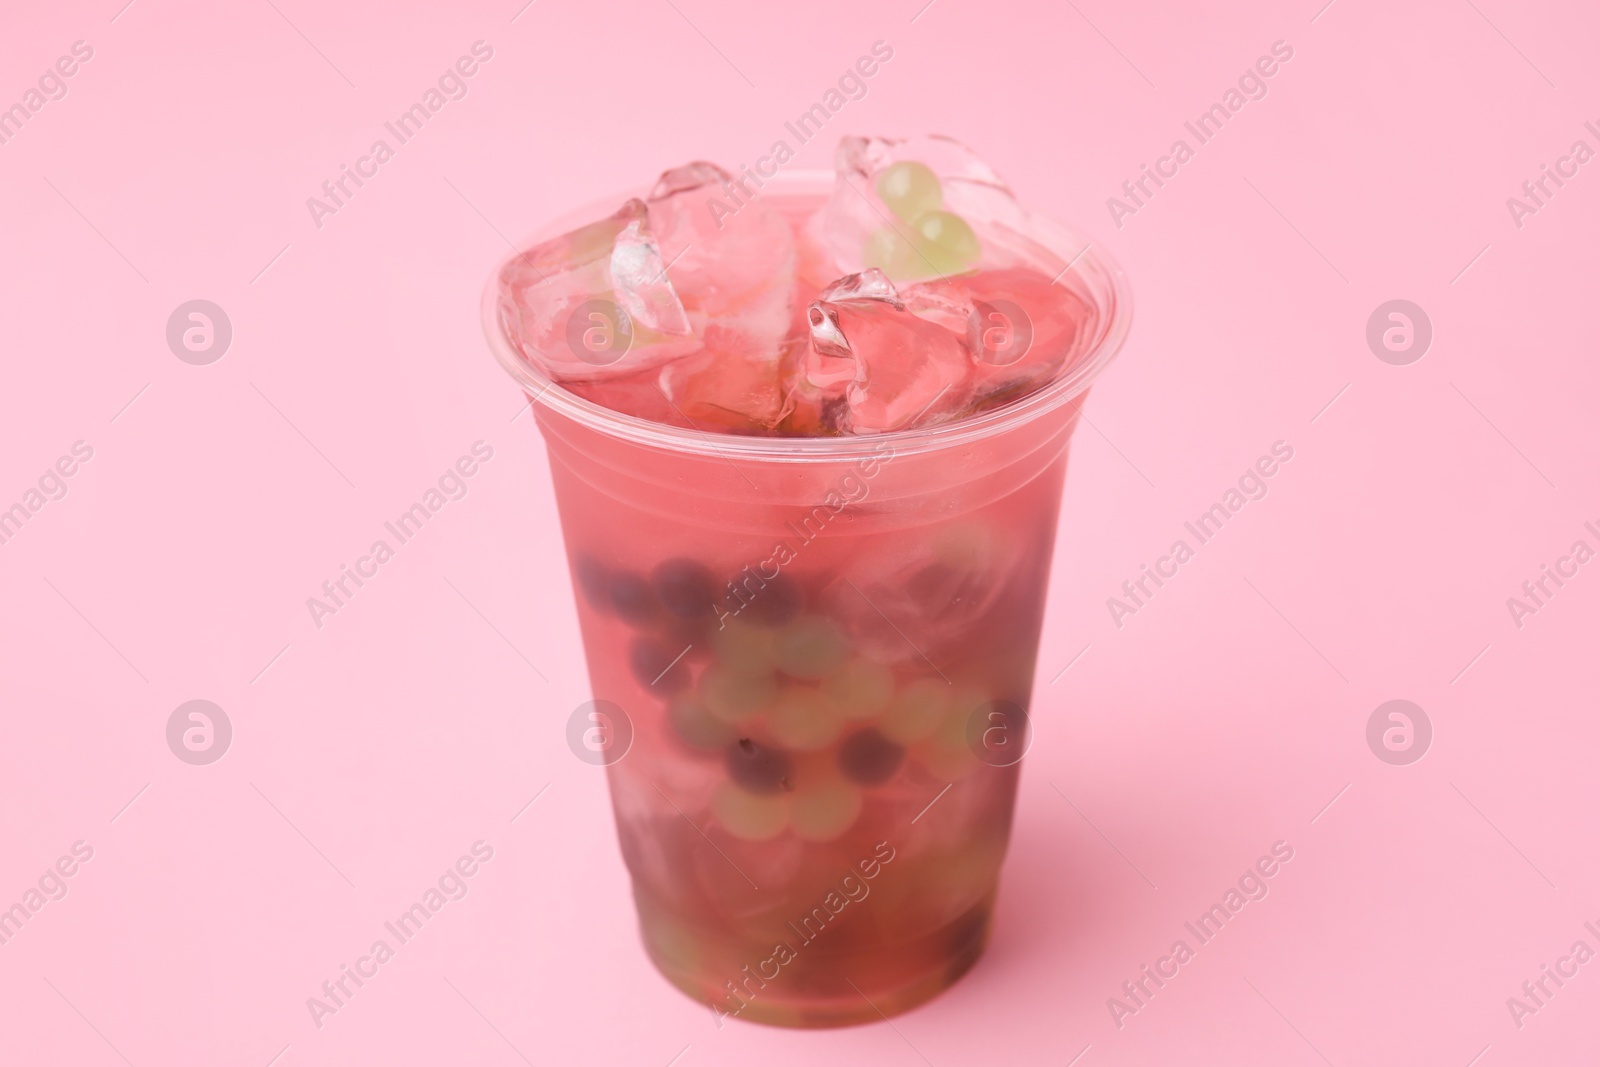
(483, 135, 1132, 1027)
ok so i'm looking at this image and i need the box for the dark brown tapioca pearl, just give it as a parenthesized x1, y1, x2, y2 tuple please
(660, 607, 714, 659)
(726, 737, 795, 795)
(629, 636, 692, 692)
(838, 729, 905, 786)
(573, 555, 611, 611)
(610, 571, 663, 626)
(742, 573, 803, 629)
(652, 558, 719, 621)
(669, 621, 715, 662)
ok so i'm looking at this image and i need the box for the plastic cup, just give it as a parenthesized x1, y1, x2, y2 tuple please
(482, 172, 1131, 1027)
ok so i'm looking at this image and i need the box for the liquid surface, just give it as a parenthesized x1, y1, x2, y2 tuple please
(497, 136, 1101, 436)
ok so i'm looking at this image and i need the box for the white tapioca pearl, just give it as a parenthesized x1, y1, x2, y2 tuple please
(767, 687, 845, 751)
(701, 666, 778, 725)
(879, 677, 952, 745)
(789, 780, 864, 843)
(876, 161, 943, 222)
(821, 657, 895, 720)
(710, 781, 788, 841)
(773, 616, 851, 680)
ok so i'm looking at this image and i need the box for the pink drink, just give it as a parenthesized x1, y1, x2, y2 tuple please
(484, 165, 1130, 1027)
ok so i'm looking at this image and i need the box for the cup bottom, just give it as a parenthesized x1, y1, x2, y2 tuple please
(640, 892, 995, 1029)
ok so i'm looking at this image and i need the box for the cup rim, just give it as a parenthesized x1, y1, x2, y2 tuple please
(481, 169, 1134, 462)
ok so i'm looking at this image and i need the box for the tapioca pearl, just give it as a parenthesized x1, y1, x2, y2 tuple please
(838, 729, 906, 786)
(774, 617, 851, 680)
(876, 161, 943, 223)
(790, 780, 864, 843)
(701, 666, 778, 724)
(669, 695, 736, 752)
(710, 619, 778, 675)
(864, 227, 925, 281)
(610, 570, 664, 626)
(711, 781, 789, 841)
(725, 738, 796, 795)
(573, 555, 612, 611)
(820, 657, 895, 720)
(934, 685, 994, 750)
(667, 618, 714, 662)
(652, 558, 719, 620)
(879, 677, 952, 744)
(911, 211, 981, 276)
(767, 687, 845, 752)
(742, 572, 804, 628)
(630, 637, 693, 692)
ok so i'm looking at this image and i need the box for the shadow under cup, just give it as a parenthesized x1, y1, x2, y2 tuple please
(483, 173, 1132, 1027)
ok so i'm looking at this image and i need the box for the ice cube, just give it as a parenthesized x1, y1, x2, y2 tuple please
(822, 135, 1030, 283)
(911, 267, 1096, 406)
(560, 362, 692, 427)
(796, 207, 845, 291)
(802, 270, 971, 434)
(647, 162, 796, 358)
(497, 198, 697, 382)
(656, 337, 800, 432)
(820, 520, 1019, 663)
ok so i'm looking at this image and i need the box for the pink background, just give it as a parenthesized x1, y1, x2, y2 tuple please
(3, 0, 1598, 1063)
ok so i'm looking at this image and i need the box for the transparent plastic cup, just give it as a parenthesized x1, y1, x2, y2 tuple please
(482, 172, 1131, 1027)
